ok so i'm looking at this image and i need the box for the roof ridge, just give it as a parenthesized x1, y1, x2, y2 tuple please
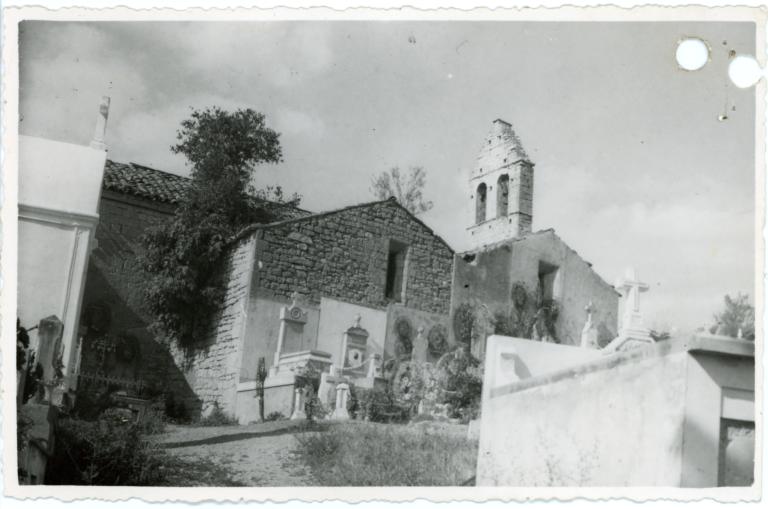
(103, 159, 310, 220)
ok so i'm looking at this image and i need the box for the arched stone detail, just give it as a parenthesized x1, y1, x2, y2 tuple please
(497, 174, 509, 217)
(475, 183, 487, 224)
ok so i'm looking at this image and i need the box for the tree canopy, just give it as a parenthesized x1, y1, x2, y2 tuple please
(139, 107, 292, 346)
(370, 166, 434, 216)
(710, 293, 755, 341)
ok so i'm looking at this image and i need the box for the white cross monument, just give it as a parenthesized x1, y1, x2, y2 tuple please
(604, 267, 654, 352)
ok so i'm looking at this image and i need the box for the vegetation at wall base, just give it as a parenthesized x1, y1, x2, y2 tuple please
(347, 385, 410, 423)
(197, 402, 238, 427)
(294, 421, 478, 486)
(46, 410, 166, 485)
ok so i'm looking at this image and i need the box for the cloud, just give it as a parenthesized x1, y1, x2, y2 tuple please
(573, 200, 753, 332)
(171, 23, 334, 89)
(274, 108, 325, 137)
(17, 21, 755, 336)
(19, 24, 149, 146)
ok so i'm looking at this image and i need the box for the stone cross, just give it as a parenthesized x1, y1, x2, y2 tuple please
(619, 267, 649, 314)
(616, 267, 650, 335)
(603, 267, 653, 351)
(352, 314, 361, 329)
(585, 301, 594, 317)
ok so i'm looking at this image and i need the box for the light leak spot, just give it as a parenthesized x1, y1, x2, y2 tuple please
(676, 38, 709, 71)
(729, 55, 763, 88)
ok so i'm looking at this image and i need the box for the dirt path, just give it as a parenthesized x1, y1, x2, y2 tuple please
(158, 420, 317, 486)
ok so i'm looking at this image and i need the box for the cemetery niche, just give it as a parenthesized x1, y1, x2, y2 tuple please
(260, 293, 333, 419)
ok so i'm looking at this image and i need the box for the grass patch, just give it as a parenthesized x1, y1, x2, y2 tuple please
(294, 422, 477, 486)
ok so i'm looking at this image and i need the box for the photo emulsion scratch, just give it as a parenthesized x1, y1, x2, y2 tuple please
(1, 5, 765, 503)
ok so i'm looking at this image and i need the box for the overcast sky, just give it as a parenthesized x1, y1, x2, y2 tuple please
(19, 20, 757, 333)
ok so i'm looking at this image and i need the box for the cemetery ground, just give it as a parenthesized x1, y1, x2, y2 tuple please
(156, 419, 478, 486)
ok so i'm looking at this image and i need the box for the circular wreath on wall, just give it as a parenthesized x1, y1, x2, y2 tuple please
(115, 333, 140, 364)
(394, 317, 413, 357)
(452, 303, 475, 347)
(511, 282, 529, 310)
(82, 303, 112, 335)
(427, 324, 448, 357)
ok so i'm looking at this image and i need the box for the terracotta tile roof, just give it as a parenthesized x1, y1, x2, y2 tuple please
(102, 159, 311, 220)
(103, 160, 190, 204)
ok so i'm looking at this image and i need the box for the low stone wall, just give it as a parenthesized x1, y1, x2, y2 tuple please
(476, 335, 688, 486)
(475, 335, 756, 488)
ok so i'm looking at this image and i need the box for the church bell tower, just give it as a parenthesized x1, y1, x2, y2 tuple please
(467, 118, 534, 249)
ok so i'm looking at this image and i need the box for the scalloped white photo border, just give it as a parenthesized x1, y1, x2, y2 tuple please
(1, 3, 765, 504)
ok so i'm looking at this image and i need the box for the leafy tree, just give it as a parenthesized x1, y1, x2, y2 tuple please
(370, 166, 433, 215)
(710, 293, 755, 341)
(139, 107, 290, 346)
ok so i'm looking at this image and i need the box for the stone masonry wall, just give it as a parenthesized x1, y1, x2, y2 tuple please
(252, 199, 454, 315)
(168, 235, 257, 417)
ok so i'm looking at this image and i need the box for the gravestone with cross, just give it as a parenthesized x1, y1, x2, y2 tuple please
(603, 267, 654, 352)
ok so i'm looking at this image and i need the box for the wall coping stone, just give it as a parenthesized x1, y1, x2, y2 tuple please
(488, 334, 754, 399)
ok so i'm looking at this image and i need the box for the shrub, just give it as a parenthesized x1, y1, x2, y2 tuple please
(494, 282, 560, 342)
(163, 392, 190, 423)
(198, 402, 237, 426)
(427, 324, 448, 359)
(305, 391, 328, 421)
(138, 407, 167, 435)
(394, 317, 413, 357)
(294, 422, 477, 486)
(390, 361, 442, 417)
(352, 386, 409, 423)
(452, 303, 475, 347)
(265, 411, 286, 422)
(45, 412, 165, 485)
(435, 349, 483, 421)
(294, 365, 328, 421)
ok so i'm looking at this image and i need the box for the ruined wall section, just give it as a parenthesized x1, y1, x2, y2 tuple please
(452, 230, 618, 349)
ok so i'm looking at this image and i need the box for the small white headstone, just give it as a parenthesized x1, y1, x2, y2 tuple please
(580, 301, 599, 349)
(290, 387, 307, 420)
(412, 326, 428, 362)
(331, 382, 350, 420)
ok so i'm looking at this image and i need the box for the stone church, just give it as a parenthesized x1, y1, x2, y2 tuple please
(451, 119, 618, 357)
(74, 118, 619, 421)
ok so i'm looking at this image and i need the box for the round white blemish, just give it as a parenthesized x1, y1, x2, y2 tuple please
(676, 38, 709, 71)
(728, 55, 763, 88)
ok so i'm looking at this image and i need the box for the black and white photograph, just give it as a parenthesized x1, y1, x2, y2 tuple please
(3, 4, 764, 502)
